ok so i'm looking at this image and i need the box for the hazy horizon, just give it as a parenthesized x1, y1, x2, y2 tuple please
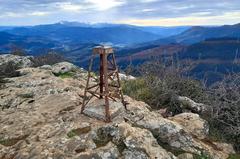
(0, 0, 240, 26)
(0, 20, 225, 27)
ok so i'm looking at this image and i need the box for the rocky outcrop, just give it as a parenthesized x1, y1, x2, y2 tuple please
(119, 123, 176, 159)
(124, 97, 235, 159)
(0, 54, 33, 68)
(91, 123, 176, 159)
(0, 67, 86, 110)
(0, 59, 236, 159)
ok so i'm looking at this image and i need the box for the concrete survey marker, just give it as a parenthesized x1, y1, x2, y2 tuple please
(83, 99, 124, 121)
(81, 46, 127, 122)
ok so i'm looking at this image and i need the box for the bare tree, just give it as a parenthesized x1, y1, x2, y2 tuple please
(10, 45, 26, 56)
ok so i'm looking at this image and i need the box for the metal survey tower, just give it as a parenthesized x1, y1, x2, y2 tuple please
(81, 46, 127, 122)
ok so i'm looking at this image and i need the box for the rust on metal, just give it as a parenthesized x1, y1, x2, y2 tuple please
(81, 45, 127, 122)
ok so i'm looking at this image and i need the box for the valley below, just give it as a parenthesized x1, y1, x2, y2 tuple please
(1, 22, 240, 86)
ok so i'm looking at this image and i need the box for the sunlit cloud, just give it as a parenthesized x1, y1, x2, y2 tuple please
(30, 11, 50, 16)
(140, 0, 159, 3)
(118, 11, 240, 26)
(86, 0, 125, 11)
(0, 11, 51, 19)
(0, 0, 239, 26)
(58, 2, 84, 12)
(142, 8, 156, 12)
(2, 12, 23, 18)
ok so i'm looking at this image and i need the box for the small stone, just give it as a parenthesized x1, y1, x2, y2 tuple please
(52, 62, 77, 74)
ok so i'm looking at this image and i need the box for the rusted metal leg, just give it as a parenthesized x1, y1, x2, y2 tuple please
(111, 53, 128, 110)
(103, 53, 111, 122)
(99, 54, 104, 99)
(81, 55, 94, 113)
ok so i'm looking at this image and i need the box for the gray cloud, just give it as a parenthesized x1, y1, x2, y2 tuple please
(115, 0, 240, 18)
(0, 0, 239, 25)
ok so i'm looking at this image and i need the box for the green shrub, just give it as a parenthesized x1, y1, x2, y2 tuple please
(67, 130, 77, 138)
(227, 154, 240, 159)
(122, 75, 207, 111)
(122, 78, 151, 102)
(54, 72, 75, 79)
(193, 153, 211, 159)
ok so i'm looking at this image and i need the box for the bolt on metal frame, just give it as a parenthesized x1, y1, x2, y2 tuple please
(81, 46, 127, 122)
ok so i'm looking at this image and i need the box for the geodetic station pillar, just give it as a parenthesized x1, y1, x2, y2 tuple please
(81, 46, 127, 122)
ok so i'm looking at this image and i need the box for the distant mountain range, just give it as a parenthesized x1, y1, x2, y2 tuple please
(149, 23, 240, 45)
(0, 22, 189, 47)
(44, 21, 191, 37)
(0, 22, 240, 85)
(173, 23, 240, 43)
(5, 25, 158, 45)
(0, 22, 239, 55)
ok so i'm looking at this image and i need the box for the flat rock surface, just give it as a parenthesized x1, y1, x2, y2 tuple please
(83, 99, 124, 121)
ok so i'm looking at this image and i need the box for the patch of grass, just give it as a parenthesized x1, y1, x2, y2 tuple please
(67, 126, 91, 138)
(0, 135, 28, 147)
(18, 92, 34, 98)
(67, 130, 77, 138)
(0, 138, 18, 147)
(54, 72, 75, 79)
(90, 72, 96, 77)
(227, 154, 240, 159)
(193, 153, 212, 159)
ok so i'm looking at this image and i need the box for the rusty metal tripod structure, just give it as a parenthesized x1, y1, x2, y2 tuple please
(81, 46, 127, 122)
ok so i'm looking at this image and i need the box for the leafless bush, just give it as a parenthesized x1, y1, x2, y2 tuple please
(31, 52, 66, 67)
(0, 61, 20, 88)
(123, 60, 208, 112)
(208, 73, 240, 151)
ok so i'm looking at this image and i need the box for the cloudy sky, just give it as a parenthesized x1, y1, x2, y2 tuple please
(0, 0, 240, 26)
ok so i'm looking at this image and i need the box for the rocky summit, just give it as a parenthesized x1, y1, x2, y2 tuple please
(0, 55, 236, 159)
